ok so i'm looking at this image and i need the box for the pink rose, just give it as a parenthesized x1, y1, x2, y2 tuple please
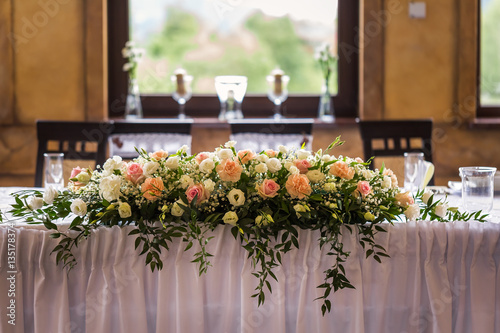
(125, 162, 145, 184)
(195, 152, 210, 164)
(293, 159, 312, 174)
(330, 161, 355, 180)
(357, 181, 372, 197)
(395, 192, 414, 208)
(265, 149, 277, 158)
(185, 184, 210, 205)
(70, 167, 82, 179)
(285, 174, 312, 199)
(149, 150, 169, 161)
(216, 158, 243, 182)
(237, 150, 256, 164)
(141, 177, 165, 201)
(257, 179, 281, 199)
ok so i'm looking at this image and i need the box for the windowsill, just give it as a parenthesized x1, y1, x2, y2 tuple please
(469, 117, 500, 129)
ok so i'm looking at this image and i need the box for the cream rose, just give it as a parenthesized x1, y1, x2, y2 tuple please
(143, 161, 160, 177)
(28, 196, 43, 210)
(256, 154, 269, 163)
(227, 189, 245, 207)
(179, 175, 194, 189)
(43, 186, 58, 204)
(404, 203, 420, 220)
(421, 191, 432, 205)
(381, 175, 392, 189)
(165, 156, 180, 170)
(118, 202, 132, 218)
(435, 203, 448, 218)
(266, 158, 282, 173)
(223, 211, 239, 226)
(99, 175, 122, 202)
(171, 200, 185, 217)
(203, 179, 215, 192)
(306, 169, 325, 183)
(278, 145, 288, 154)
(218, 148, 233, 160)
(199, 159, 215, 174)
(324, 182, 336, 192)
(255, 163, 268, 173)
(103, 156, 123, 172)
(71, 198, 87, 216)
(296, 149, 310, 160)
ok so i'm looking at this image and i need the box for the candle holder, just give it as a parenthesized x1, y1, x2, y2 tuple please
(171, 68, 193, 119)
(266, 69, 289, 120)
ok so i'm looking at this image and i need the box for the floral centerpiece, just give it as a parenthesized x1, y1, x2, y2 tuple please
(2, 138, 486, 315)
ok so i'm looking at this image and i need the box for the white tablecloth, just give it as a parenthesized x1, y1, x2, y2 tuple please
(1, 189, 500, 333)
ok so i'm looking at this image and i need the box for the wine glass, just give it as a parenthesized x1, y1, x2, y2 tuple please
(171, 72, 193, 119)
(404, 152, 424, 192)
(266, 73, 289, 120)
(215, 76, 247, 120)
(44, 153, 64, 189)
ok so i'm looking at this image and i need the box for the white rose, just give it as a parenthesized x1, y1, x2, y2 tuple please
(199, 159, 215, 173)
(43, 186, 58, 204)
(381, 176, 392, 189)
(289, 166, 300, 175)
(179, 175, 194, 189)
(421, 191, 432, 205)
(435, 203, 448, 218)
(362, 170, 375, 180)
(222, 211, 239, 226)
(171, 200, 185, 217)
(284, 162, 293, 171)
(118, 202, 132, 218)
(324, 182, 336, 192)
(99, 175, 122, 202)
(278, 145, 288, 154)
(404, 203, 420, 221)
(28, 196, 44, 210)
(306, 169, 325, 183)
(255, 163, 268, 173)
(165, 156, 180, 170)
(321, 154, 332, 162)
(179, 145, 189, 154)
(143, 161, 160, 177)
(71, 198, 87, 216)
(76, 172, 91, 184)
(266, 158, 282, 173)
(218, 149, 233, 160)
(203, 179, 215, 192)
(296, 149, 311, 160)
(256, 154, 269, 163)
(224, 140, 237, 148)
(227, 189, 245, 207)
(103, 156, 123, 171)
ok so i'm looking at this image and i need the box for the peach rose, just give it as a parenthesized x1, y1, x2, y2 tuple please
(257, 179, 281, 199)
(185, 184, 210, 205)
(149, 149, 168, 161)
(265, 149, 277, 158)
(141, 177, 165, 201)
(395, 191, 414, 208)
(125, 162, 145, 184)
(285, 174, 312, 199)
(293, 159, 312, 174)
(216, 158, 243, 182)
(195, 152, 210, 164)
(357, 181, 372, 198)
(355, 157, 364, 163)
(237, 150, 256, 164)
(330, 161, 355, 180)
(383, 168, 399, 188)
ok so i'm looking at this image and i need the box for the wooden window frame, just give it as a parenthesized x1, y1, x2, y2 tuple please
(108, 0, 359, 119)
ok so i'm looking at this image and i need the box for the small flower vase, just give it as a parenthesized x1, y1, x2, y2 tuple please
(125, 78, 143, 119)
(318, 79, 335, 122)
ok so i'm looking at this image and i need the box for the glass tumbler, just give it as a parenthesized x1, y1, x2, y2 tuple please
(44, 153, 64, 190)
(459, 166, 497, 213)
(404, 152, 424, 192)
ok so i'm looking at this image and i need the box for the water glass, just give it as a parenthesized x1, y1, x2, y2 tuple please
(404, 152, 424, 192)
(44, 153, 64, 190)
(459, 166, 497, 213)
(215, 76, 247, 120)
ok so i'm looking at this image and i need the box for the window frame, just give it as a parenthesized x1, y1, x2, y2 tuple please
(476, 0, 500, 118)
(108, 0, 359, 119)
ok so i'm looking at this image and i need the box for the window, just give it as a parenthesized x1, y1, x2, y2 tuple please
(108, 0, 358, 118)
(478, 0, 500, 117)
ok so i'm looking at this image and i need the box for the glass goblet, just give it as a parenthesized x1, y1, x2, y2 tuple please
(266, 74, 289, 120)
(215, 76, 247, 120)
(171, 74, 193, 119)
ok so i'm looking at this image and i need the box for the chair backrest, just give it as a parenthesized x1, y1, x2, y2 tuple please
(229, 119, 314, 151)
(108, 119, 193, 158)
(35, 120, 110, 187)
(357, 118, 433, 172)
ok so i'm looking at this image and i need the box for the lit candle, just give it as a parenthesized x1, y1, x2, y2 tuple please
(271, 68, 284, 95)
(174, 68, 187, 96)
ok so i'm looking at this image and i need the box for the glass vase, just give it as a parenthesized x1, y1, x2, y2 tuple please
(318, 79, 335, 122)
(125, 78, 143, 119)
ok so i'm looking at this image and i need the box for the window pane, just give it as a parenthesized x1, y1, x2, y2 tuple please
(481, 0, 500, 106)
(130, 0, 338, 95)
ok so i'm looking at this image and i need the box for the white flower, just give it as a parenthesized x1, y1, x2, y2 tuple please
(28, 196, 44, 210)
(179, 145, 189, 154)
(421, 191, 432, 205)
(103, 156, 123, 171)
(43, 186, 58, 204)
(218, 149, 233, 160)
(199, 159, 215, 173)
(99, 175, 122, 202)
(118, 202, 132, 218)
(256, 154, 269, 163)
(222, 211, 238, 226)
(203, 179, 215, 192)
(76, 172, 91, 184)
(435, 203, 448, 218)
(289, 166, 300, 175)
(224, 141, 237, 148)
(284, 162, 293, 171)
(362, 170, 375, 180)
(179, 175, 194, 189)
(404, 203, 420, 220)
(293, 203, 309, 218)
(143, 161, 159, 177)
(381, 176, 392, 189)
(255, 163, 268, 173)
(171, 200, 185, 217)
(278, 145, 288, 154)
(324, 182, 336, 192)
(306, 170, 325, 183)
(71, 199, 87, 216)
(321, 154, 332, 162)
(122, 63, 133, 72)
(266, 158, 282, 173)
(227, 189, 245, 207)
(165, 156, 180, 170)
(297, 149, 310, 160)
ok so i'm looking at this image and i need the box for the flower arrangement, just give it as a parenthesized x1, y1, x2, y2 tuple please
(4, 138, 486, 315)
(122, 41, 144, 80)
(315, 43, 337, 86)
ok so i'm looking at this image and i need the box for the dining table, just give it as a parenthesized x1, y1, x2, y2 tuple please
(1, 186, 500, 333)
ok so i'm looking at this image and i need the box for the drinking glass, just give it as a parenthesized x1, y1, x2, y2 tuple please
(171, 73, 193, 119)
(215, 76, 247, 120)
(459, 166, 497, 213)
(404, 152, 424, 192)
(266, 74, 289, 120)
(44, 153, 64, 189)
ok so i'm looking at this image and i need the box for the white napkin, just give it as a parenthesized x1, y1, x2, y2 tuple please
(421, 161, 434, 188)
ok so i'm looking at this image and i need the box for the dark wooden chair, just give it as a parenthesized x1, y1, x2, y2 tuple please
(35, 120, 110, 187)
(357, 119, 434, 184)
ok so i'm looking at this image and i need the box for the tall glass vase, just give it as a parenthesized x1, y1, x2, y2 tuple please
(318, 78, 335, 122)
(125, 78, 143, 119)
